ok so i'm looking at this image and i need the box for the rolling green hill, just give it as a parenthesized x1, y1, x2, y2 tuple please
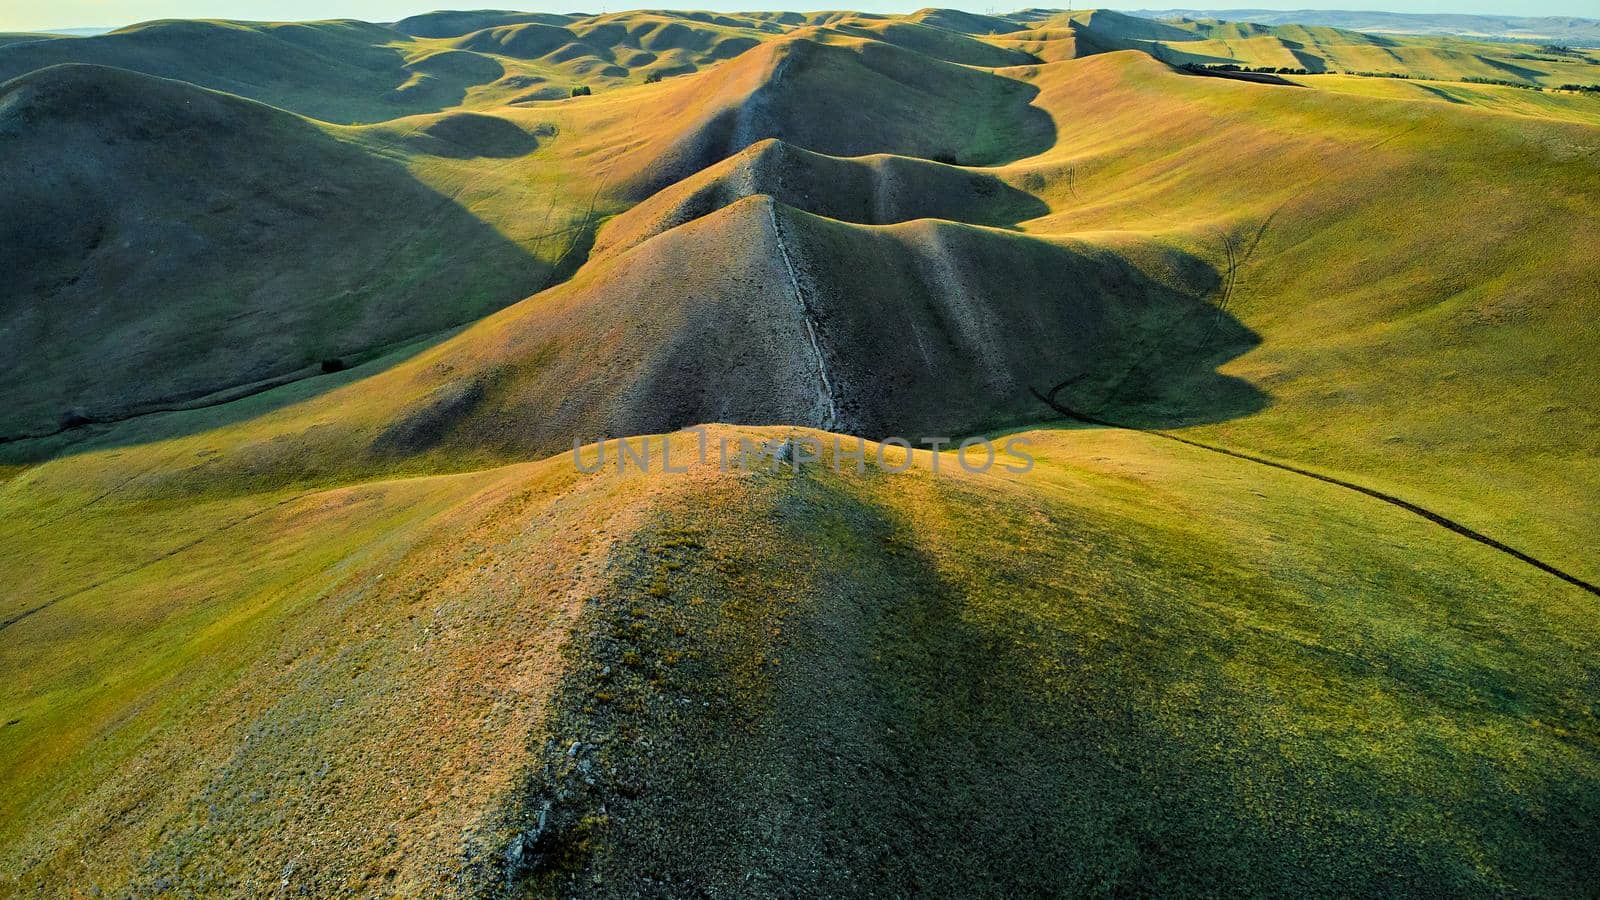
(392, 8, 581, 39)
(0, 63, 576, 442)
(0, 18, 487, 123)
(1, 7, 1596, 897)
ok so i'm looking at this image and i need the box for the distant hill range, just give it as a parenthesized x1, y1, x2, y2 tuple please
(1128, 9, 1600, 44)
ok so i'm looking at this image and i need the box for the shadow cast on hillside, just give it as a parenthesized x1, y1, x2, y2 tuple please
(479, 466, 1587, 894)
(793, 226, 1269, 442)
(2, 31, 1261, 474)
(0, 22, 508, 124)
(1024, 248, 1270, 431)
(631, 37, 1059, 200)
(0, 80, 563, 464)
(411, 111, 543, 158)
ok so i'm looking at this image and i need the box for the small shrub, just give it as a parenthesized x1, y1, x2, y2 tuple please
(1182, 63, 1310, 77)
(570, 85, 591, 97)
(1462, 76, 1543, 91)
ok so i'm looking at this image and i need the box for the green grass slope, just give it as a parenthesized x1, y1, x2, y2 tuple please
(1003, 50, 1600, 584)
(446, 11, 776, 87)
(0, 64, 559, 441)
(590, 137, 1049, 257)
(615, 32, 1055, 198)
(0, 190, 1252, 490)
(2, 8, 1598, 897)
(1285, 72, 1600, 125)
(37, 192, 1254, 486)
(512, 427, 1598, 895)
(0, 18, 490, 123)
(2, 427, 1594, 894)
(0, 443, 643, 893)
(393, 9, 581, 39)
(6, 13, 1592, 578)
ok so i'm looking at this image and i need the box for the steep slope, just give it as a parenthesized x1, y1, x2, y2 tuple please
(502, 428, 1600, 896)
(4, 18, 1593, 582)
(0, 9, 787, 122)
(0, 438, 655, 894)
(0, 64, 551, 440)
(824, 14, 1037, 66)
(13, 191, 1249, 491)
(906, 7, 1029, 35)
(591, 137, 1049, 257)
(9, 28, 1594, 578)
(614, 34, 1055, 198)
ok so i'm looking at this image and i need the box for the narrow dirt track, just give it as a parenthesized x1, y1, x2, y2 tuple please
(1029, 389, 1600, 598)
(765, 199, 841, 431)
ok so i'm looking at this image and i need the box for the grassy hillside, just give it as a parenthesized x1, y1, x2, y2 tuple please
(17, 26, 1572, 583)
(392, 9, 581, 39)
(434, 10, 784, 103)
(602, 34, 1055, 199)
(0, 33, 71, 48)
(1283, 71, 1600, 125)
(999, 50, 1600, 585)
(0, 64, 578, 441)
(518, 427, 1598, 895)
(1, 7, 1597, 897)
(589, 137, 1050, 257)
(0, 189, 1245, 491)
(2, 427, 1595, 893)
(0, 18, 486, 123)
(0, 11, 795, 122)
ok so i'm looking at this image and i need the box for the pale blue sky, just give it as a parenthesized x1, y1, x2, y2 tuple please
(2, 1, 1593, 33)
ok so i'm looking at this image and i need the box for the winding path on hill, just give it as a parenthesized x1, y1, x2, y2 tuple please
(764, 198, 841, 431)
(1028, 388, 1600, 598)
(0, 490, 312, 632)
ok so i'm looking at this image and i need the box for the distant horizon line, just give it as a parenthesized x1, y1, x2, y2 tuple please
(16, 5, 1600, 36)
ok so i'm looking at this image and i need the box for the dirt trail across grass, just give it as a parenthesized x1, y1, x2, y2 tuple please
(764, 200, 841, 431)
(0, 491, 311, 631)
(1029, 390, 1600, 598)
